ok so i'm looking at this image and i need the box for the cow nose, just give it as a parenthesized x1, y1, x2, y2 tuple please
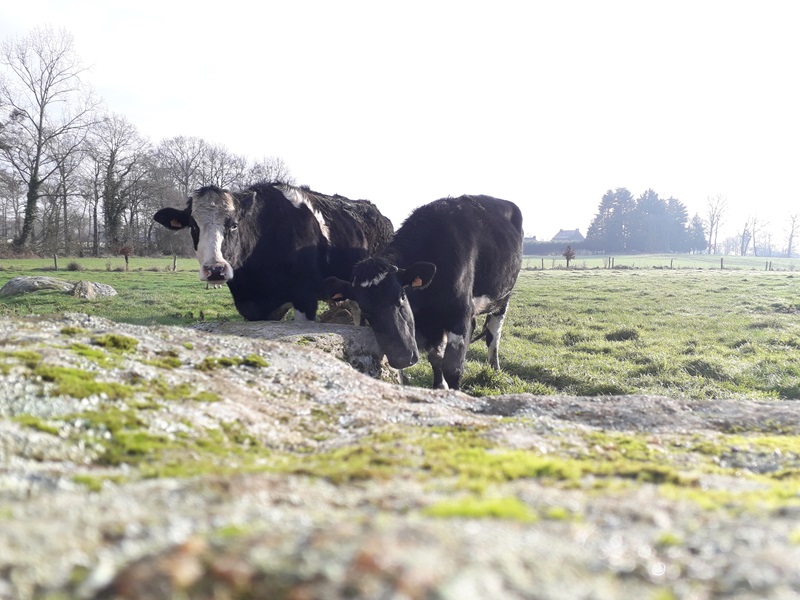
(389, 347, 418, 370)
(205, 264, 227, 281)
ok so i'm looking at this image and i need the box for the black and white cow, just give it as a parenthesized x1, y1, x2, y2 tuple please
(153, 181, 394, 322)
(325, 194, 523, 390)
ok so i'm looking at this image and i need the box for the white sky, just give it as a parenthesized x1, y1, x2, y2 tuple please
(1, 0, 799, 245)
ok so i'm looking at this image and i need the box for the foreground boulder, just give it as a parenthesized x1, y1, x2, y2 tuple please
(0, 314, 799, 599)
(193, 319, 398, 382)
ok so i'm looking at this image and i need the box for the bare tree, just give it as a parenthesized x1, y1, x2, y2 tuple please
(786, 214, 799, 258)
(0, 169, 25, 240)
(84, 113, 150, 250)
(704, 194, 728, 255)
(246, 155, 293, 185)
(155, 135, 206, 196)
(738, 221, 751, 256)
(748, 216, 765, 257)
(48, 131, 85, 254)
(198, 142, 247, 189)
(0, 27, 100, 249)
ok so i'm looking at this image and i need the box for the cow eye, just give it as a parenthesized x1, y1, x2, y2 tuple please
(229, 222, 239, 231)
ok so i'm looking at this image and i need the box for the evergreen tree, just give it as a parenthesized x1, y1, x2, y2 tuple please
(586, 188, 634, 252)
(629, 189, 667, 252)
(688, 214, 708, 253)
(666, 197, 691, 252)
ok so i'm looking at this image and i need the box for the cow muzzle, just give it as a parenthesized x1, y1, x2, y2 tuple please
(385, 345, 419, 370)
(201, 263, 233, 283)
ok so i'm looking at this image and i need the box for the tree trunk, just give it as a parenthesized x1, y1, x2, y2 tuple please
(62, 190, 70, 255)
(13, 181, 40, 249)
(93, 200, 100, 257)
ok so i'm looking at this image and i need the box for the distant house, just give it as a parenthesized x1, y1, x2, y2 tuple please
(551, 229, 585, 243)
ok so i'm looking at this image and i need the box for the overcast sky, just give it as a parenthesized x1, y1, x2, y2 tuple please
(2, 0, 799, 244)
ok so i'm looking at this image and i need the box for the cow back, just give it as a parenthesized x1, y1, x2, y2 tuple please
(389, 195, 523, 330)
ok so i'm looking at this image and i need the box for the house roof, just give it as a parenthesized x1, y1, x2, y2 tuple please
(551, 229, 585, 242)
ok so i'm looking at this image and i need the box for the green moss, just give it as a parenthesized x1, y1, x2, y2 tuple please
(213, 524, 250, 539)
(13, 414, 60, 436)
(192, 390, 221, 402)
(597, 463, 687, 485)
(34, 364, 133, 399)
(60, 326, 88, 336)
(14, 350, 43, 367)
(91, 333, 139, 353)
(544, 506, 576, 521)
(196, 354, 269, 371)
(105, 431, 174, 465)
(72, 474, 107, 492)
(656, 531, 684, 547)
(424, 496, 537, 522)
(584, 431, 661, 461)
(62, 405, 272, 478)
(183, 342, 194, 350)
(70, 343, 119, 368)
(659, 479, 800, 512)
(0, 350, 43, 369)
(290, 441, 410, 484)
(142, 356, 182, 369)
(242, 353, 269, 368)
(142, 350, 183, 369)
(148, 379, 220, 402)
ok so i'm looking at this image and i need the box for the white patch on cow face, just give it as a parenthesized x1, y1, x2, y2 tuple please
(359, 271, 388, 288)
(279, 185, 331, 242)
(191, 190, 236, 282)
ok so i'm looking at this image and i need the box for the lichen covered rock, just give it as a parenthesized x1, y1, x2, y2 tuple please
(0, 314, 798, 599)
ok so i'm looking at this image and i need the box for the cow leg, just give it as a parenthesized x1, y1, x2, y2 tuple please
(442, 329, 470, 391)
(485, 310, 507, 371)
(292, 292, 319, 322)
(427, 333, 449, 389)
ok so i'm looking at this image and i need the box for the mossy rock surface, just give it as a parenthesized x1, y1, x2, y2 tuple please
(0, 314, 799, 599)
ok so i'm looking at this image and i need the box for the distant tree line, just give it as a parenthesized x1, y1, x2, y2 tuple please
(584, 188, 707, 254)
(0, 27, 292, 258)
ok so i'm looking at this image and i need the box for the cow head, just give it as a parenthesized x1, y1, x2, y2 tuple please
(153, 185, 255, 284)
(325, 257, 436, 369)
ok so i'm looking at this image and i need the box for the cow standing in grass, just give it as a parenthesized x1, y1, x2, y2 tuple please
(325, 194, 523, 390)
(154, 182, 393, 322)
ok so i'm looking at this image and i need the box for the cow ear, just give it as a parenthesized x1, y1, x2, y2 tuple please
(154, 207, 190, 230)
(324, 276, 353, 301)
(237, 191, 257, 215)
(399, 262, 436, 290)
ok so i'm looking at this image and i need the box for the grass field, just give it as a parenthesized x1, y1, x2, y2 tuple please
(524, 253, 800, 271)
(1, 254, 799, 400)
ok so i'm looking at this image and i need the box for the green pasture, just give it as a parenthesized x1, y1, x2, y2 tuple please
(1, 254, 799, 400)
(0, 256, 240, 326)
(524, 253, 800, 271)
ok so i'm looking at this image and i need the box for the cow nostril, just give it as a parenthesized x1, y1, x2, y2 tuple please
(204, 265, 227, 281)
